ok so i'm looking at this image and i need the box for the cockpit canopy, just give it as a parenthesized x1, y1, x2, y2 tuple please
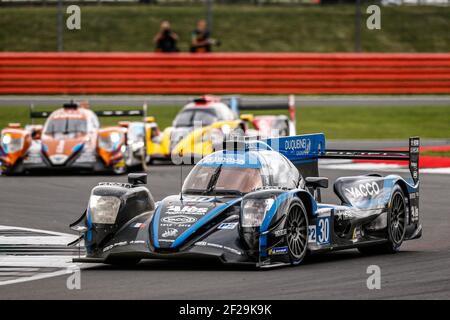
(43, 108, 99, 138)
(44, 118, 88, 135)
(182, 149, 301, 195)
(173, 101, 236, 128)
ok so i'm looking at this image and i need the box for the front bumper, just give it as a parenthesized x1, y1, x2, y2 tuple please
(75, 241, 257, 266)
(1, 155, 114, 174)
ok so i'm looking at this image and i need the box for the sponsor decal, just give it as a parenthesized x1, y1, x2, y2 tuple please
(316, 215, 331, 245)
(185, 196, 216, 203)
(218, 222, 238, 230)
(273, 229, 287, 237)
(102, 240, 146, 252)
(345, 181, 380, 199)
(131, 240, 146, 245)
(411, 206, 419, 222)
(284, 138, 311, 152)
(308, 225, 317, 243)
(202, 156, 245, 165)
(162, 228, 178, 238)
(352, 227, 363, 241)
(161, 215, 196, 225)
(194, 241, 242, 255)
(158, 239, 175, 243)
(335, 209, 352, 221)
(268, 246, 288, 255)
(102, 241, 127, 252)
(166, 205, 209, 216)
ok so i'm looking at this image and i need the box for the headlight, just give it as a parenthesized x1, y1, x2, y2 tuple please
(89, 195, 121, 224)
(2, 134, 11, 145)
(1, 134, 23, 154)
(241, 198, 275, 228)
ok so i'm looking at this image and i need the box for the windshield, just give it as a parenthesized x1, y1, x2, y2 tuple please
(173, 109, 217, 127)
(182, 165, 263, 195)
(44, 118, 87, 135)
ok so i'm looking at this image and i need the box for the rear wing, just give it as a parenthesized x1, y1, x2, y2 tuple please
(229, 95, 296, 124)
(94, 110, 145, 117)
(29, 102, 147, 119)
(322, 137, 420, 184)
(95, 102, 147, 118)
(263, 134, 420, 184)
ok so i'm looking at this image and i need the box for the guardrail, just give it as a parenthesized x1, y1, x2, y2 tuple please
(1, 52, 449, 94)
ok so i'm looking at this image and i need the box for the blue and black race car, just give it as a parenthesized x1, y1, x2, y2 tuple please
(70, 133, 422, 268)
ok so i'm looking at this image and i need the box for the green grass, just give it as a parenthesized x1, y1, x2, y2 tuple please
(1, 105, 449, 140)
(0, 4, 449, 52)
(422, 150, 450, 157)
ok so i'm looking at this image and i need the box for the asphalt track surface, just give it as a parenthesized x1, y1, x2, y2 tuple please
(1, 147, 450, 299)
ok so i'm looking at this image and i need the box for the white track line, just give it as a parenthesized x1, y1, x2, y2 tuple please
(0, 236, 78, 245)
(0, 225, 87, 287)
(0, 225, 78, 245)
(0, 225, 77, 237)
(0, 267, 79, 287)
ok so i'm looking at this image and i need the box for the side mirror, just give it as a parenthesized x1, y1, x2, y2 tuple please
(240, 114, 254, 122)
(305, 177, 329, 189)
(128, 173, 147, 186)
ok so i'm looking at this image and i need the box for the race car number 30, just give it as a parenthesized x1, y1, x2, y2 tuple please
(308, 215, 331, 245)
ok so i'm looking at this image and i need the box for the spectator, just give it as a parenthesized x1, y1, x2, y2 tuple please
(153, 20, 179, 53)
(190, 19, 215, 53)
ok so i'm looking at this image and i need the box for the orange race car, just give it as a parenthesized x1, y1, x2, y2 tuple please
(0, 102, 147, 175)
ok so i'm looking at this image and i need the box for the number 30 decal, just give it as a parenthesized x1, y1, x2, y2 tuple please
(316, 216, 330, 245)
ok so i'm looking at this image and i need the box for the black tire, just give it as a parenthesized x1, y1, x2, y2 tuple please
(358, 184, 407, 255)
(285, 200, 309, 265)
(105, 257, 141, 266)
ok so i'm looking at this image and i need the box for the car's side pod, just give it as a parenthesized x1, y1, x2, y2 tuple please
(69, 173, 155, 253)
(322, 137, 421, 239)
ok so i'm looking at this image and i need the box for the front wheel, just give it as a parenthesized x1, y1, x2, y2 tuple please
(358, 184, 406, 255)
(285, 200, 309, 265)
(112, 159, 127, 175)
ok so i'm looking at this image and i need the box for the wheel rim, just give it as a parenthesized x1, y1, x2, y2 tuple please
(286, 204, 308, 260)
(390, 193, 406, 244)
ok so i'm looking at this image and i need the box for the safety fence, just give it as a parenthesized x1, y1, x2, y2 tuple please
(1, 52, 449, 94)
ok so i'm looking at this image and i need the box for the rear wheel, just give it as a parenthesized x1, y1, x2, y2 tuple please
(358, 185, 406, 255)
(285, 201, 309, 265)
